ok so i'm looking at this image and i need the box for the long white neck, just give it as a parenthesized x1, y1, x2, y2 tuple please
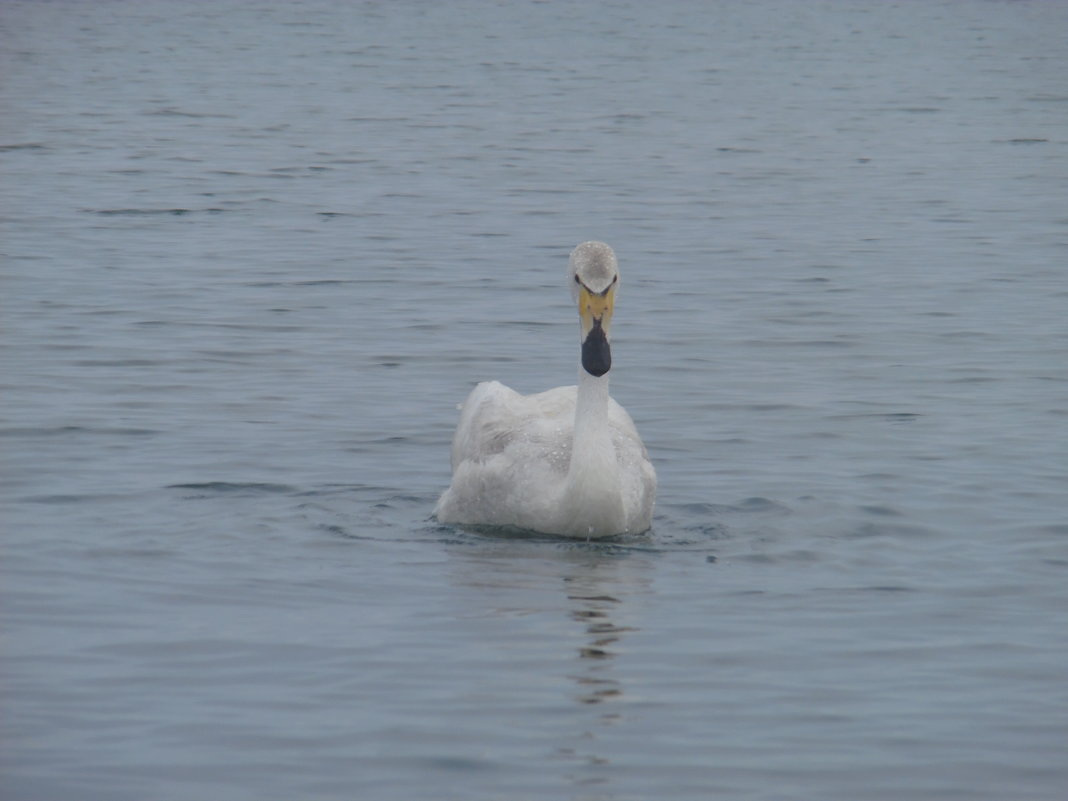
(560, 368, 625, 537)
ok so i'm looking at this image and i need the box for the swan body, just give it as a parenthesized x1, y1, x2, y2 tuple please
(434, 242, 656, 538)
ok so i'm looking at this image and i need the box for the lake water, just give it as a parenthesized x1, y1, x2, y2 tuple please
(3, 1, 1067, 799)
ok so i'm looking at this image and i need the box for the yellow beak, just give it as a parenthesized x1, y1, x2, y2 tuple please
(578, 285, 615, 338)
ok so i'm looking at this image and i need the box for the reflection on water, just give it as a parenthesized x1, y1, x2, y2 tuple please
(561, 586, 630, 797)
(445, 537, 652, 793)
(567, 588, 630, 708)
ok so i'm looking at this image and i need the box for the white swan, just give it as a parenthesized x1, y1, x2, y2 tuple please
(434, 241, 656, 538)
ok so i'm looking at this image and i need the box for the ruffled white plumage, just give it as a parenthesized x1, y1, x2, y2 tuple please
(435, 379, 655, 537)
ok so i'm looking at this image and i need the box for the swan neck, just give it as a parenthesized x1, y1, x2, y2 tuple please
(560, 368, 624, 536)
(573, 368, 610, 448)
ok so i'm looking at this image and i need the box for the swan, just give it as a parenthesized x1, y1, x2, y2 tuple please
(434, 241, 656, 538)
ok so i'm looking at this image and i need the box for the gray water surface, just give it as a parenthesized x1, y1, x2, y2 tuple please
(3, 2, 1067, 800)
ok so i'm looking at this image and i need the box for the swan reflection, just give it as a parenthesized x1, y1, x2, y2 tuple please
(446, 538, 653, 795)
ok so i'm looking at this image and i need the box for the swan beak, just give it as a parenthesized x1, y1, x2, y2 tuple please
(579, 286, 614, 377)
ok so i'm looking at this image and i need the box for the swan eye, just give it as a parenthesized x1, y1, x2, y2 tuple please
(574, 274, 581, 284)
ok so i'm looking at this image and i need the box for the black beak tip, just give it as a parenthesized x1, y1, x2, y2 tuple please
(581, 324, 612, 377)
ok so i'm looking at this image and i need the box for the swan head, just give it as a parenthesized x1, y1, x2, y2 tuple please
(568, 241, 619, 378)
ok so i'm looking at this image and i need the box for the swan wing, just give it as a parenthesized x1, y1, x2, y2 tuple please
(607, 398, 658, 531)
(449, 381, 574, 469)
(436, 381, 576, 528)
